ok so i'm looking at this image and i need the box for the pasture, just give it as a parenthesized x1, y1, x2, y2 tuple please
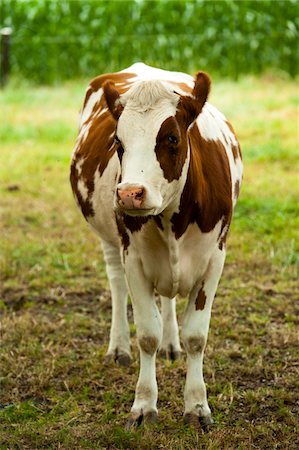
(0, 75, 298, 449)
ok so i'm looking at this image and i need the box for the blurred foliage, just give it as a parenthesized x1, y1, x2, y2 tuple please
(0, 0, 298, 84)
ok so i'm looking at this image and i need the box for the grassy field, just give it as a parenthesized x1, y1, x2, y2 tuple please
(0, 74, 298, 449)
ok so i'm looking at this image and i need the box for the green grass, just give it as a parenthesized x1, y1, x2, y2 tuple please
(0, 75, 298, 449)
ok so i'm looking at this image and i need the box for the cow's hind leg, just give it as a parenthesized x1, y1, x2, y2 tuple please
(182, 250, 225, 429)
(101, 240, 131, 366)
(159, 296, 182, 361)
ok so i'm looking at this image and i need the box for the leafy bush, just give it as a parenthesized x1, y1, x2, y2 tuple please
(1, 0, 298, 84)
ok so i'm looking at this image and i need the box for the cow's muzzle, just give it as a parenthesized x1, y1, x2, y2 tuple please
(117, 185, 146, 210)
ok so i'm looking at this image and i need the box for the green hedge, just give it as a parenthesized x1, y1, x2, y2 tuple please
(1, 0, 298, 84)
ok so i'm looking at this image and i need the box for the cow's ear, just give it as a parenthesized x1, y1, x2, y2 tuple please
(103, 80, 124, 120)
(180, 72, 211, 126)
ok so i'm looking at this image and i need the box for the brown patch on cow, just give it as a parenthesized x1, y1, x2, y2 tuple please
(231, 143, 241, 161)
(155, 116, 188, 182)
(195, 283, 207, 311)
(153, 214, 164, 231)
(226, 121, 243, 161)
(114, 213, 163, 251)
(89, 72, 135, 94)
(218, 235, 226, 251)
(218, 215, 230, 250)
(234, 179, 240, 199)
(184, 335, 206, 355)
(70, 113, 117, 218)
(169, 81, 193, 96)
(123, 213, 164, 234)
(171, 125, 233, 239)
(70, 160, 95, 219)
(176, 82, 193, 95)
(123, 215, 151, 233)
(115, 212, 130, 252)
(135, 384, 153, 402)
(138, 336, 159, 355)
(103, 81, 124, 120)
(116, 142, 124, 163)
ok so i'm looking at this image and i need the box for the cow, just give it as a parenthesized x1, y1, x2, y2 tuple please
(70, 63, 243, 429)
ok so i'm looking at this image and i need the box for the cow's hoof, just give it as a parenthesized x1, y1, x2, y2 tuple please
(184, 412, 214, 431)
(125, 410, 158, 429)
(159, 345, 183, 361)
(117, 353, 132, 367)
(105, 351, 131, 367)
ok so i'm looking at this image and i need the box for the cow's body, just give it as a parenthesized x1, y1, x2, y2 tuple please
(70, 63, 243, 427)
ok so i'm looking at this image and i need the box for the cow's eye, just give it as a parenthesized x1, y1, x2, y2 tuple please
(115, 136, 121, 145)
(168, 135, 178, 145)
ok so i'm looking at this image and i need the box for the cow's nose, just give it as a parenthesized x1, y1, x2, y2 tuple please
(117, 187, 145, 209)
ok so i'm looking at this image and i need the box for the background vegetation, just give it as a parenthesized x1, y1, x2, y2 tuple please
(0, 0, 298, 84)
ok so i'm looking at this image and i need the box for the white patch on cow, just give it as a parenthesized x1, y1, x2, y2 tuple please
(107, 134, 116, 150)
(95, 106, 108, 119)
(122, 62, 194, 88)
(120, 79, 179, 111)
(77, 105, 108, 149)
(79, 121, 93, 144)
(72, 157, 91, 204)
(77, 102, 108, 148)
(80, 88, 103, 127)
(116, 80, 181, 213)
(177, 220, 223, 297)
(234, 157, 243, 186)
(71, 142, 79, 158)
(121, 62, 194, 97)
(218, 219, 230, 244)
(229, 153, 243, 206)
(196, 103, 243, 204)
(77, 178, 88, 201)
(130, 217, 222, 300)
(87, 154, 120, 245)
(197, 103, 237, 146)
(75, 157, 84, 175)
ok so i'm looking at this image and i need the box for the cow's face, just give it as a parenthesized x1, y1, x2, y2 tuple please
(103, 72, 210, 216)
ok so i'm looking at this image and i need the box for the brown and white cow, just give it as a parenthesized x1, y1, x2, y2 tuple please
(70, 63, 243, 428)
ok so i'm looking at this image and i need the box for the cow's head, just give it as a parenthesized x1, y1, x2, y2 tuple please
(103, 72, 210, 216)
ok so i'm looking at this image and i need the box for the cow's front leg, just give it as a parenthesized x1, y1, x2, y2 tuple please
(101, 240, 131, 366)
(159, 296, 182, 361)
(125, 258, 162, 428)
(182, 250, 225, 429)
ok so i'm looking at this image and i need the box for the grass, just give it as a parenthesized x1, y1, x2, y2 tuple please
(0, 74, 298, 449)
